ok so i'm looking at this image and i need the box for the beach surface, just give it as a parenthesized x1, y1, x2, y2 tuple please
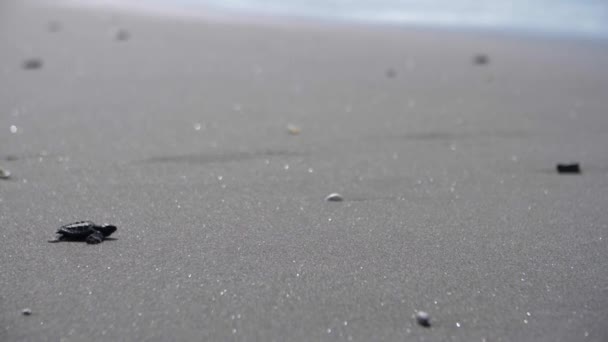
(1, 1, 607, 341)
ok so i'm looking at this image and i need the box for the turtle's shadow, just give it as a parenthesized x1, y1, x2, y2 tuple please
(48, 237, 118, 243)
(537, 168, 583, 175)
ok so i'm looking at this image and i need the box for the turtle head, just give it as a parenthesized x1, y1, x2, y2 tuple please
(98, 224, 117, 237)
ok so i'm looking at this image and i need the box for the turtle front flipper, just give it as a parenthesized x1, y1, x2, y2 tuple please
(85, 231, 104, 244)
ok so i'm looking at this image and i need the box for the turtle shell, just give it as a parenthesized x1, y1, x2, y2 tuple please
(57, 221, 97, 238)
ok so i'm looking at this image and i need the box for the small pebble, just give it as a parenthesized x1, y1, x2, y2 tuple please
(47, 21, 62, 32)
(556, 163, 581, 174)
(22, 59, 43, 70)
(415, 311, 431, 327)
(0, 168, 11, 179)
(385, 68, 397, 78)
(115, 29, 130, 41)
(287, 124, 301, 135)
(473, 54, 489, 65)
(325, 193, 344, 202)
(22, 308, 32, 316)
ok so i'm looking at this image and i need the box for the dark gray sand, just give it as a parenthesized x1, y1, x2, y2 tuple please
(1, 1, 608, 341)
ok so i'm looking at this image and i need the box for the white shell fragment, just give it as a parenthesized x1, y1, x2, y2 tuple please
(287, 124, 301, 135)
(416, 311, 431, 327)
(325, 193, 344, 202)
(0, 168, 11, 179)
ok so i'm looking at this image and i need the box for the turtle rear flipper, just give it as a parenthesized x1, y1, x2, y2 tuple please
(85, 231, 104, 244)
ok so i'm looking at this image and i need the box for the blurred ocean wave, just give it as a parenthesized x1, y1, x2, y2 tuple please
(67, 0, 608, 39)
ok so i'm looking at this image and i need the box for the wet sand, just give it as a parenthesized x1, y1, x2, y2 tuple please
(1, 1, 608, 341)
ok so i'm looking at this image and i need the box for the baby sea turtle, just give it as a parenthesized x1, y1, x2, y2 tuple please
(49, 221, 117, 244)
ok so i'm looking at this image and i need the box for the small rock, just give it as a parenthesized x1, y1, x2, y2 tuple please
(473, 54, 489, 65)
(22, 59, 43, 70)
(0, 168, 11, 179)
(115, 29, 130, 41)
(287, 124, 301, 135)
(556, 163, 581, 174)
(415, 311, 431, 327)
(47, 21, 62, 32)
(385, 68, 397, 78)
(325, 193, 344, 202)
(5, 155, 18, 161)
(22, 308, 32, 316)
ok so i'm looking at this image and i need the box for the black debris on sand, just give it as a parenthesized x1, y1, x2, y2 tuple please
(115, 29, 130, 41)
(473, 54, 489, 65)
(556, 163, 581, 174)
(22, 58, 43, 70)
(47, 21, 62, 32)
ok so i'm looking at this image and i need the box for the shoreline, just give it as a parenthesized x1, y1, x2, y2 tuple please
(45, 0, 608, 42)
